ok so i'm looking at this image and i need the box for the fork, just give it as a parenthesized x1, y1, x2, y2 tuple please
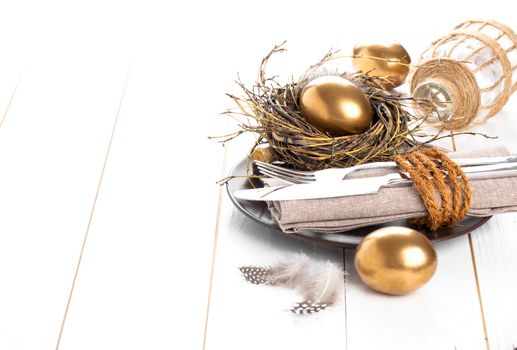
(255, 156, 517, 184)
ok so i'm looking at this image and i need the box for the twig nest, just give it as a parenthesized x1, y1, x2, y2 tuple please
(224, 44, 424, 171)
(299, 76, 372, 136)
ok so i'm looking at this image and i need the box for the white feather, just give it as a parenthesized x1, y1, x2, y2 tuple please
(268, 253, 309, 289)
(306, 261, 344, 304)
(266, 253, 345, 306)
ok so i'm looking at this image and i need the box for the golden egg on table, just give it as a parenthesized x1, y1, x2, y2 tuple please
(354, 226, 437, 295)
(352, 40, 411, 89)
(299, 76, 372, 136)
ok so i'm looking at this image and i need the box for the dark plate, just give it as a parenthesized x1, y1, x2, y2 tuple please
(226, 159, 492, 248)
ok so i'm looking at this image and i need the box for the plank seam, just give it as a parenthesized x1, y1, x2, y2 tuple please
(0, 72, 23, 128)
(468, 233, 491, 350)
(202, 144, 229, 350)
(342, 250, 349, 350)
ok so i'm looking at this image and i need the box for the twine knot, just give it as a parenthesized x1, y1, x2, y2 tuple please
(393, 147, 472, 231)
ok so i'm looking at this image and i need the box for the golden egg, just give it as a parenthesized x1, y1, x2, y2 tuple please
(299, 76, 372, 136)
(354, 226, 437, 295)
(352, 40, 411, 89)
(251, 145, 275, 163)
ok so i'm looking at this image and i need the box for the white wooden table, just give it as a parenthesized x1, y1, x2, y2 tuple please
(0, 1, 515, 349)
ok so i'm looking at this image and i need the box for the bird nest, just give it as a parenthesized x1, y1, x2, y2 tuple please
(220, 44, 437, 171)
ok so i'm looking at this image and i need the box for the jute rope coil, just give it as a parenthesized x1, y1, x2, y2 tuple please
(393, 148, 472, 231)
(411, 19, 517, 130)
(411, 59, 480, 130)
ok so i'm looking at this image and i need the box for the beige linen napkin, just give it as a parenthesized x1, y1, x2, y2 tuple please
(268, 147, 517, 233)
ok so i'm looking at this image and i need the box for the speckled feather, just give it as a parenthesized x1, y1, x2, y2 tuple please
(239, 254, 344, 314)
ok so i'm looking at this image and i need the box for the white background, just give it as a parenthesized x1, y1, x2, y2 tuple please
(0, 0, 516, 349)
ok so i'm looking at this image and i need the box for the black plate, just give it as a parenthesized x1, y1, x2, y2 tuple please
(226, 159, 492, 248)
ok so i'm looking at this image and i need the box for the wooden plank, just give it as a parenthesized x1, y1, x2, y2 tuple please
(465, 100, 517, 350)
(0, 59, 129, 349)
(470, 214, 517, 350)
(203, 135, 348, 350)
(55, 60, 227, 349)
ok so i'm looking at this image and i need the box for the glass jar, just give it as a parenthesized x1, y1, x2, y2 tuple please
(411, 20, 517, 129)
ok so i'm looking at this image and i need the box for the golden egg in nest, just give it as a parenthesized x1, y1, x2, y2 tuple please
(299, 76, 373, 136)
(352, 40, 411, 89)
(250, 145, 275, 163)
(354, 226, 438, 295)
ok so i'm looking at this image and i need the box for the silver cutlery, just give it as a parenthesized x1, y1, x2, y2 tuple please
(255, 155, 517, 184)
(235, 162, 517, 201)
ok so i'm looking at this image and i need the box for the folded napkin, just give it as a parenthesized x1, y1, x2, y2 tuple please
(268, 147, 517, 233)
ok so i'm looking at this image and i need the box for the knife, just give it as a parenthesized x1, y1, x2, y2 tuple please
(234, 163, 517, 201)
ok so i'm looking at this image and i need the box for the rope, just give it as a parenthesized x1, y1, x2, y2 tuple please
(410, 58, 480, 130)
(393, 148, 472, 231)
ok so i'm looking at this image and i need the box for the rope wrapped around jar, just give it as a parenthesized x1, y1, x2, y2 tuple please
(411, 19, 517, 130)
